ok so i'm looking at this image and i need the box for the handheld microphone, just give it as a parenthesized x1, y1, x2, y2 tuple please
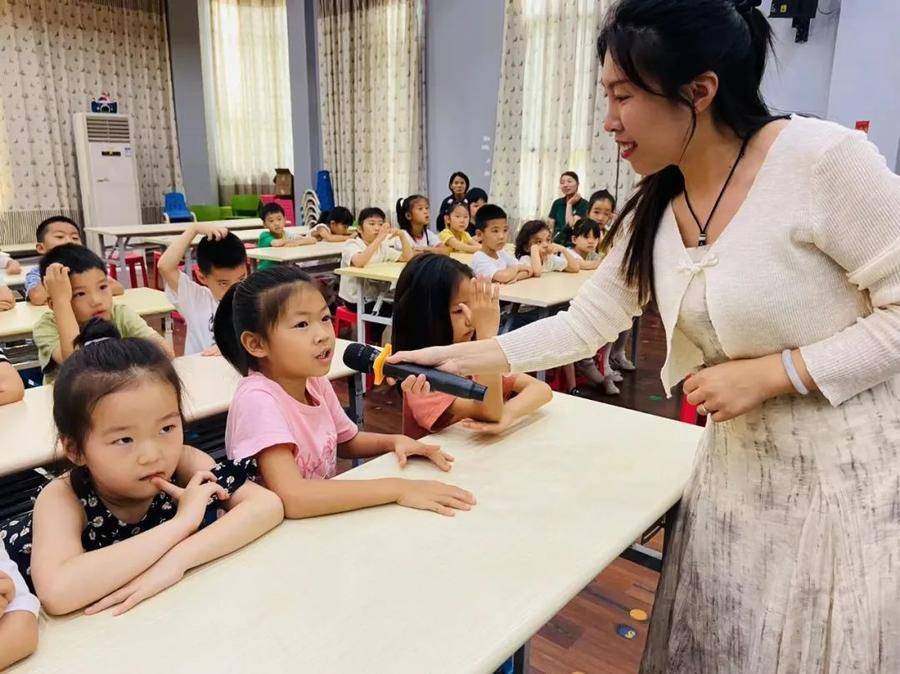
(342, 343, 486, 401)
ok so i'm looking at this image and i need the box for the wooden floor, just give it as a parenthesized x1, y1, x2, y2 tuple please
(174, 306, 678, 674)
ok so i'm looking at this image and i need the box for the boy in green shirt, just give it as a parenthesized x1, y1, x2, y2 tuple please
(34, 244, 173, 382)
(256, 202, 316, 270)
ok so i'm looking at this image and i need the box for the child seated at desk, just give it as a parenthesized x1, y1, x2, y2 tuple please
(158, 224, 248, 356)
(438, 202, 480, 253)
(33, 244, 173, 383)
(395, 194, 448, 254)
(392, 254, 551, 439)
(214, 265, 475, 519)
(256, 202, 316, 271)
(26, 216, 124, 306)
(0, 345, 24, 405)
(465, 187, 488, 236)
(0, 540, 38, 669)
(310, 206, 355, 243)
(470, 204, 532, 283)
(570, 217, 603, 271)
(338, 207, 413, 340)
(0, 251, 21, 276)
(515, 219, 581, 277)
(0, 320, 283, 617)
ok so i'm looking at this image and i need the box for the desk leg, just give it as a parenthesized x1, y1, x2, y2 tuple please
(534, 307, 550, 382)
(356, 296, 366, 344)
(116, 236, 130, 288)
(501, 303, 520, 334)
(661, 500, 680, 562)
(348, 372, 365, 468)
(348, 372, 364, 426)
(630, 315, 641, 365)
(511, 643, 529, 674)
(163, 315, 173, 349)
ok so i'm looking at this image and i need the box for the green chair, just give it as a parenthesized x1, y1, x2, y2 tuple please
(190, 204, 232, 221)
(230, 194, 261, 218)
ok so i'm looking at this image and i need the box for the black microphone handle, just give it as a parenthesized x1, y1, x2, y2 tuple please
(383, 362, 487, 401)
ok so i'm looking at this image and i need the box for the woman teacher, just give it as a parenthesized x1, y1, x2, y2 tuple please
(391, 0, 900, 672)
(548, 171, 588, 245)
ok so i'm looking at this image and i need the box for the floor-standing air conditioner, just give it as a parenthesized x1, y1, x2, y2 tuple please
(72, 113, 142, 254)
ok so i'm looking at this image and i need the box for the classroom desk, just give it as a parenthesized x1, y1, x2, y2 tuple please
(0, 242, 38, 257)
(0, 288, 174, 342)
(245, 240, 346, 264)
(9, 393, 702, 674)
(142, 228, 270, 248)
(0, 264, 36, 289)
(451, 243, 516, 267)
(0, 339, 361, 478)
(86, 219, 265, 284)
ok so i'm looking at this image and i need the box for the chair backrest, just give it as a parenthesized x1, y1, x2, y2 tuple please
(231, 194, 261, 217)
(163, 192, 193, 222)
(190, 204, 224, 222)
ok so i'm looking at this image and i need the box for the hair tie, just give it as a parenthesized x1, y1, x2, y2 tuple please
(83, 337, 112, 347)
(733, 0, 762, 14)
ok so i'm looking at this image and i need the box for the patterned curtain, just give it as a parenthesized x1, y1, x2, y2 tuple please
(316, 0, 426, 218)
(491, 0, 635, 226)
(0, 0, 182, 244)
(206, 0, 294, 203)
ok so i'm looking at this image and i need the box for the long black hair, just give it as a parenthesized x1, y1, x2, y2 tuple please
(514, 220, 552, 259)
(599, 0, 777, 302)
(395, 194, 429, 234)
(213, 266, 318, 375)
(392, 254, 473, 352)
(54, 319, 182, 460)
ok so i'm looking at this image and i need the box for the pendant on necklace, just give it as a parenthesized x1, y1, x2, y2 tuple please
(698, 232, 707, 247)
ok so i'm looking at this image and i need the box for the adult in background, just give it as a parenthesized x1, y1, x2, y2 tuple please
(435, 171, 470, 231)
(389, 0, 900, 671)
(548, 171, 588, 245)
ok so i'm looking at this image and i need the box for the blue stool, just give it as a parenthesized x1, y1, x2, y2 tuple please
(316, 170, 335, 212)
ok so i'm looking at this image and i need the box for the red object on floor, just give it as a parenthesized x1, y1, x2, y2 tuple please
(108, 251, 149, 288)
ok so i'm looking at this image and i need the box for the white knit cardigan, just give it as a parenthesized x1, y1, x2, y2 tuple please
(497, 115, 900, 407)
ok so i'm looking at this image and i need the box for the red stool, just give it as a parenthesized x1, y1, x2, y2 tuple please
(332, 305, 358, 338)
(108, 251, 149, 288)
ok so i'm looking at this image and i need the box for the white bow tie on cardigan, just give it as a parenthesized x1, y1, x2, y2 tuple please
(677, 253, 720, 277)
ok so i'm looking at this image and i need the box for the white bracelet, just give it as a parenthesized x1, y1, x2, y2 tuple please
(781, 349, 809, 395)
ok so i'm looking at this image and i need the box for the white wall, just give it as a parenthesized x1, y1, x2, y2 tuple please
(166, 0, 216, 204)
(761, 9, 840, 117)
(425, 0, 505, 206)
(286, 0, 322, 193)
(826, 0, 900, 170)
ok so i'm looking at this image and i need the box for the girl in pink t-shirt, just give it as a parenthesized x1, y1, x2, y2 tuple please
(392, 254, 552, 439)
(214, 265, 476, 518)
